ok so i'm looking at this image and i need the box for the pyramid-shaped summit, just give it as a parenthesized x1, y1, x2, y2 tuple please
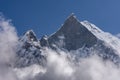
(47, 14, 98, 50)
(17, 14, 120, 67)
(19, 30, 38, 43)
(45, 14, 120, 63)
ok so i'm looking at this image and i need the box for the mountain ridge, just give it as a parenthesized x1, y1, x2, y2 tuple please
(16, 14, 120, 67)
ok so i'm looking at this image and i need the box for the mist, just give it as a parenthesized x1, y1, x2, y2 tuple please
(0, 15, 120, 80)
(0, 15, 18, 80)
(34, 48, 120, 80)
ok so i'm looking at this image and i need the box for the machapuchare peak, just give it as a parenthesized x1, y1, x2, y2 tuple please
(17, 14, 120, 68)
(48, 14, 98, 50)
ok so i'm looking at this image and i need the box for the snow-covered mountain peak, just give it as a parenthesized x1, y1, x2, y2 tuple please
(20, 30, 38, 42)
(25, 30, 37, 41)
(48, 15, 98, 50)
(26, 29, 33, 34)
(16, 14, 120, 68)
(81, 21, 120, 56)
(81, 20, 103, 33)
(15, 30, 45, 67)
(66, 13, 77, 21)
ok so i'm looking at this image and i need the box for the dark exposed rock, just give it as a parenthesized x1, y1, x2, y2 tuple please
(15, 14, 120, 67)
(48, 15, 97, 50)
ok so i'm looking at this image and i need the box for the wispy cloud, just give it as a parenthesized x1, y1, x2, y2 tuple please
(34, 48, 120, 80)
(0, 14, 120, 80)
(0, 15, 18, 80)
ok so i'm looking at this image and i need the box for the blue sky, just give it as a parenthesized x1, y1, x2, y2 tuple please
(0, 0, 120, 38)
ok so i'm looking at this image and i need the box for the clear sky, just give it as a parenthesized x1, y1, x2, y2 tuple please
(0, 0, 120, 38)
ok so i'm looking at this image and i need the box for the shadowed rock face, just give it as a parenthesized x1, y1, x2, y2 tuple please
(16, 14, 120, 67)
(40, 35, 49, 47)
(48, 15, 97, 50)
(23, 30, 38, 42)
(45, 15, 120, 63)
(16, 30, 46, 67)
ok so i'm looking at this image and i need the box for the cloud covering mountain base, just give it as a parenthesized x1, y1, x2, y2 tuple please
(0, 15, 18, 80)
(0, 16, 120, 80)
(34, 49, 120, 80)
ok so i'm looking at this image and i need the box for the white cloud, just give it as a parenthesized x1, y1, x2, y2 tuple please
(0, 15, 19, 80)
(0, 14, 120, 80)
(33, 48, 120, 80)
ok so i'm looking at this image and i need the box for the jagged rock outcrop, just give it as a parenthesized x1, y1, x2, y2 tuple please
(46, 14, 120, 63)
(16, 14, 120, 67)
(15, 30, 46, 67)
(47, 15, 97, 50)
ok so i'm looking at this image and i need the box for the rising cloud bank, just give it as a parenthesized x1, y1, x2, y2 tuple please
(0, 15, 120, 80)
(0, 15, 18, 80)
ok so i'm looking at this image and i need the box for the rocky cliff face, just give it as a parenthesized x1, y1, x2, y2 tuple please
(15, 30, 46, 67)
(16, 14, 120, 67)
(47, 15, 97, 50)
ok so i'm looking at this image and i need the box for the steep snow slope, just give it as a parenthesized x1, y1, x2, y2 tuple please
(46, 15, 120, 63)
(16, 14, 120, 67)
(81, 21, 120, 56)
(15, 30, 46, 67)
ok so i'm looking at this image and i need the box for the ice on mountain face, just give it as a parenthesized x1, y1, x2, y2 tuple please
(3, 14, 120, 80)
(16, 14, 120, 68)
(44, 14, 120, 64)
(15, 30, 46, 67)
(20, 30, 38, 42)
(81, 21, 120, 56)
(18, 30, 41, 49)
(18, 30, 41, 50)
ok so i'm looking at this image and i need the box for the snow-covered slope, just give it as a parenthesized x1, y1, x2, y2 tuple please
(15, 30, 46, 67)
(81, 21, 120, 56)
(46, 15, 120, 63)
(16, 14, 120, 67)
